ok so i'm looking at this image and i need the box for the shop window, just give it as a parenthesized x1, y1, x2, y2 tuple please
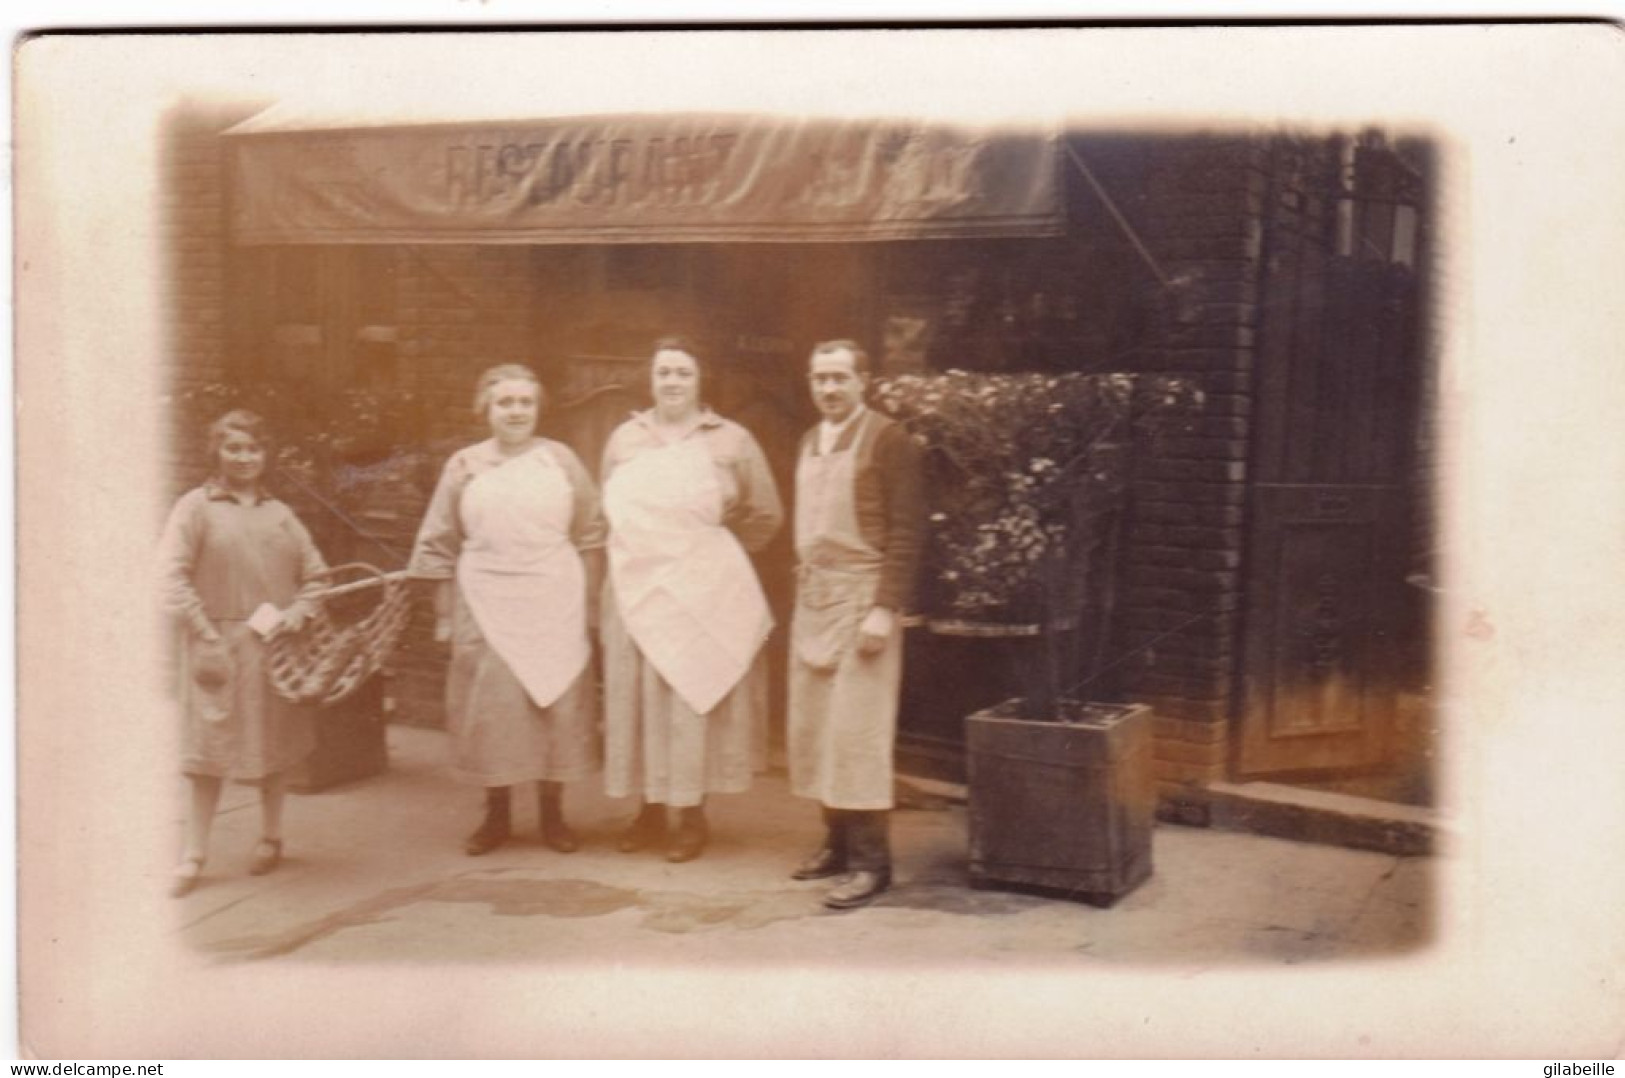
(878, 236, 1140, 374)
(604, 244, 688, 293)
(354, 247, 397, 324)
(1391, 205, 1420, 268)
(1333, 133, 1424, 266)
(353, 324, 399, 389)
(273, 248, 321, 323)
(230, 243, 411, 454)
(246, 246, 401, 387)
(544, 245, 700, 361)
(351, 247, 399, 388)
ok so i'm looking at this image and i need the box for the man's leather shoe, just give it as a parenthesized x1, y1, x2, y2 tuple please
(791, 847, 845, 881)
(823, 869, 891, 910)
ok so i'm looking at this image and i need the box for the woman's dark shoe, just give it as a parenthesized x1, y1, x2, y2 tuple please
(617, 802, 666, 853)
(465, 787, 512, 856)
(538, 781, 579, 853)
(823, 869, 891, 910)
(666, 806, 708, 863)
(247, 838, 283, 877)
(791, 846, 845, 881)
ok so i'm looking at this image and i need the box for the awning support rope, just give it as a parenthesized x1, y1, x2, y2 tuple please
(275, 465, 408, 566)
(1064, 143, 1173, 288)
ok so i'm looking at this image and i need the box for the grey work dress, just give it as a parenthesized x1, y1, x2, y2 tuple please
(157, 481, 326, 781)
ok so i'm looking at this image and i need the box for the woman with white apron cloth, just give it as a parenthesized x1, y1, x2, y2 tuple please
(408, 365, 605, 857)
(600, 339, 783, 863)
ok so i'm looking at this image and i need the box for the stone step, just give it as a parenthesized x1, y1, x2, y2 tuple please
(1167, 780, 1441, 856)
(898, 773, 1443, 857)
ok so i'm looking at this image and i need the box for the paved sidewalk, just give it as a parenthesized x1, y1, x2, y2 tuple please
(172, 725, 1431, 966)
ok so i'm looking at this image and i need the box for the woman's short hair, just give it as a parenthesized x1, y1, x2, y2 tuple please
(810, 339, 872, 376)
(206, 409, 272, 465)
(650, 336, 709, 383)
(471, 363, 545, 418)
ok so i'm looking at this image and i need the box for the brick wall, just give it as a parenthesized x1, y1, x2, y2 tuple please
(157, 102, 266, 503)
(398, 246, 539, 444)
(389, 245, 540, 727)
(1116, 136, 1270, 801)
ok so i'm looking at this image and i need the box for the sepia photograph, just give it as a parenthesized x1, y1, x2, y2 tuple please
(14, 22, 1625, 1059)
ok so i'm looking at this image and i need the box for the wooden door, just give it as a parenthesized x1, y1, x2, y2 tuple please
(1238, 137, 1425, 779)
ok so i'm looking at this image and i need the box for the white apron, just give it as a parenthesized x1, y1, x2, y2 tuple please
(788, 411, 903, 810)
(456, 445, 589, 709)
(604, 438, 773, 716)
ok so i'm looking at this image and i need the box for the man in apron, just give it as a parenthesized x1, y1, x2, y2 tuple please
(787, 339, 925, 909)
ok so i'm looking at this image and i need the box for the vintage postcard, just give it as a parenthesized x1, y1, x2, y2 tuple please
(14, 24, 1625, 1059)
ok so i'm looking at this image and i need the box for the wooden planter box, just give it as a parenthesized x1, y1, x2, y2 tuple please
(966, 700, 1154, 907)
(289, 675, 390, 793)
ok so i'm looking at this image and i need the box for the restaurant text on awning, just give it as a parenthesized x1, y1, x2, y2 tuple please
(224, 112, 1065, 245)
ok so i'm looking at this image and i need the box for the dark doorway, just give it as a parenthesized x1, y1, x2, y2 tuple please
(1236, 133, 1435, 804)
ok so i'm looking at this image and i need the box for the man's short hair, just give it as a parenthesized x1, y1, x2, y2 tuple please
(809, 339, 871, 376)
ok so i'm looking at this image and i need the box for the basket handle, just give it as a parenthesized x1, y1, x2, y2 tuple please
(307, 563, 409, 603)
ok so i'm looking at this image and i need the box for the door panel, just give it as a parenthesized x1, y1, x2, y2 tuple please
(1238, 136, 1423, 780)
(1239, 484, 1403, 774)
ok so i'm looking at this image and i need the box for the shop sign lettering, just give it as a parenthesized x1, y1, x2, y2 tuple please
(229, 116, 1061, 244)
(445, 134, 741, 209)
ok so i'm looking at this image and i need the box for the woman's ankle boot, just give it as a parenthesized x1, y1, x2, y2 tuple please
(666, 804, 708, 863)
(539, 781, 580, 853)
(617, 802, 666, 853)
(465, 787, 512, 856)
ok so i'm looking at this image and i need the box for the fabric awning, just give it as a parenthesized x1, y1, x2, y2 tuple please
(224, 110, 1064, 245)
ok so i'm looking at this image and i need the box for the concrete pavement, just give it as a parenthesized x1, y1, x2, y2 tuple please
(172, 725, 1431, 965)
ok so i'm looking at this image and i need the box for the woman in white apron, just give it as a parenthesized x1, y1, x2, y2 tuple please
(601, 338, 783, 862)
(409, 365, 605, 856)
(158, 410, 328, 897)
